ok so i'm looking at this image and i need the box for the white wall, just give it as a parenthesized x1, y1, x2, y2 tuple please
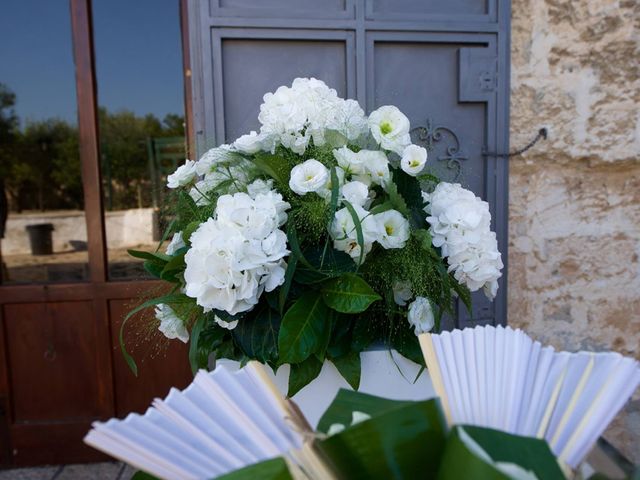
(1, 209, 156, 255)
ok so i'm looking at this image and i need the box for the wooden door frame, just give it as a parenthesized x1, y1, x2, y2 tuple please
(0, 0, 193, 465)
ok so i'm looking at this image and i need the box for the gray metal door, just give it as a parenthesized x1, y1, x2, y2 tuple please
(187, 0, 510, 329)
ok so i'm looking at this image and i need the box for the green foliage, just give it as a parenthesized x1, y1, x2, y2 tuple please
(289, 196, 331, 245)
(317, 394, 448, 479)
(278, 291, 330, 365)
(233, 308, 281, 364)
(215, 457, 293, 480)
(288, 356, 323, 397)
(294, 244, 355, 284)
(321, 273, 381, 314)
(331, 352, 361, 390)
(438, 426, 565, 480)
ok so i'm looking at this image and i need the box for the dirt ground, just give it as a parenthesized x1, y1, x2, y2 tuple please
(0, 244, 161, 283)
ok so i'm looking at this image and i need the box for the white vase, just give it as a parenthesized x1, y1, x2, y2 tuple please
(218, 350, 436, 429)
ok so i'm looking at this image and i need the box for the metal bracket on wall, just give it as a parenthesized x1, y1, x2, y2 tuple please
(483, 128, 548, 158)
(411, 119, 468, 182)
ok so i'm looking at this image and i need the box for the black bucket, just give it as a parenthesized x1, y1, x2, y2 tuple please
(26, 223, 54, 255)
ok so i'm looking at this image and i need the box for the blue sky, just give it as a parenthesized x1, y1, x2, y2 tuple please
(0, 0, 184, 126)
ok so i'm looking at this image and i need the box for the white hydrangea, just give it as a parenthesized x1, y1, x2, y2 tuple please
(374, 209, 410, 249)
(165, 232, 185, 255)
(155, 303, 189, 343)
(424, 183, 503, 300)
(258, 78, 367, 154)
(407, 297, 435, 334)
(289, 159, 329, 195)
(329, 204, 380, 262)
(189, 165, 251, 206)
(184, 191, 290, 315)
(341, 181, 369, 207)
(232, 131, 272, 155)
(400, 144, 428, 176)
(368, 105, 411, 155)
(246, 178, 274, 198)
(167, 159, 197, 188)
(195, 144, 240, 176)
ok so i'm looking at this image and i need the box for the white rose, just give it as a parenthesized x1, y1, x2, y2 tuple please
(341, 181, 369, 207)
(165, 232, 186, 255)
(361, 150, 390, 186)
(289, 159, 329, 195)
(400, 144, 428, 176)
(407, 297, 435, 335)
(317, 166, 346, 201)
(167, 159, 197, 188)
(375, 210, 410, 249)
(155, 303, 189, 343)
(333, 146, 365, 175)
(393, 280, 413, 306)
(368, 105, 411, 155)
(233, 131, 268, 154)
(330, 205, 379, 262)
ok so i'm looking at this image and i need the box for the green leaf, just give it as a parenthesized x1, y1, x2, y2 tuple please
(119, 293, 192, 376)
(368, 201, 395, 215)
(393, 167, 428, 229)
(160, 252, 185, 282)
(327, 314, 352, 358)
(450, 276, 472, 315)
(278, 253, 298, 314)
(317, 389, 416, 433)
(131, 471, 161, 480)
(278, 291, 330, 364)
(176, 190, 201, 226)
(288, 356, 323, 397)
(182, 221, 201, 244)
(314, 309, 335, 362)
(188, 315, 206, 374)
(332, 352, 361, 390)
(342, 201, 366, 266)
(385, 178, 409, 216)
(321, 273, 381, 314)
(128, 249, 170, 264)
(294, 245, 355, 284)
(154, 218, 176, 254)
(215, 457, 293, 480)
(437, 426, 565, 480)
(286, 226, 314, 270)
(316, 393, 448, 479)
(233, 308, 281, 363)
(327, 166, 340, 227)
(390, 320, 425, 366)
(143, 260, 165, 279)
(252, 153, 292, 187)
(351, 314, 378, 352)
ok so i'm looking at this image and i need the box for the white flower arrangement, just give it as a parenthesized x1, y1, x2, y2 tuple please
(125, 78, 503, 394)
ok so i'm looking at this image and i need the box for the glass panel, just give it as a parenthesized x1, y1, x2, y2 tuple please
(0, 1, 89, 284)
(92, 0, 186, 280)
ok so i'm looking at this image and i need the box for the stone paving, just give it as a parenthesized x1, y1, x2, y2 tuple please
(0, 462, 135, 480)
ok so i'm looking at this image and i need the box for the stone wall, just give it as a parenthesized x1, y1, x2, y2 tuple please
(509, 0, 639, 462)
